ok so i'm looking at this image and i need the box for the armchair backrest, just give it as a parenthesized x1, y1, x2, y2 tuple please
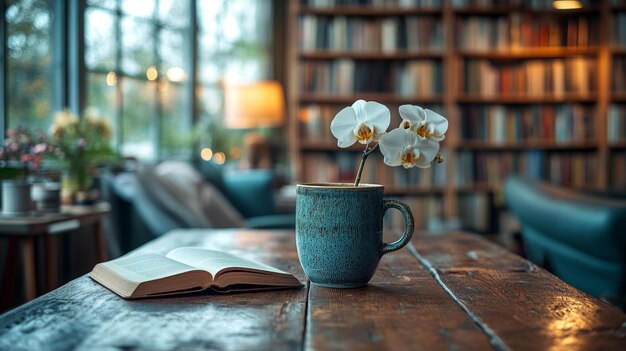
(504, 176, 626, 303)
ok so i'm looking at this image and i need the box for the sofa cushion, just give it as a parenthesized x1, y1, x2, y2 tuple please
(138, 161, 245, 229)
(222, 169, 277, 218)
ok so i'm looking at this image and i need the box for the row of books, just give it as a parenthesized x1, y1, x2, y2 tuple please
(299, 16, 444, 52)
(451, 0, 592, 9)
(460, 105, 595, 143)
(613, 58, 626, 93)
(300, 60, 443, 95)
(455, 15, 598, 50)
(614, 13, 626, 46)
(383, 196, 443, 232)
(462, 58, 597, 96)
(300, 152, 447, 188)
(300, 0, 442, 7)
(611, 152, 626, 190)
(456, 151, 597, 188)
(298, 104, 445, 141)
(609, 105, 626, 142)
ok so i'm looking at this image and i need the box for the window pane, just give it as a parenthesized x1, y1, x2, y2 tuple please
(87, 72, 118, 145)
(159, 29, 185, 74)
(121, 78, 155, 160)
(121, 18, 154, 76)
(121, 0, 154, 18)
(6, 0, 53, 131)
(86, 0, 116, 10)
(161, 83, 191, 158)
(159, 0, 189, 29)
(85, 8, 116, 71)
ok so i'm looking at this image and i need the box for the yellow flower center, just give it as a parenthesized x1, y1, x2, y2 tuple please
(402, 121, 411, 129)
(416, 124, 431, 139)
(401, 149, 417, 167)
(355, 124, 374, 143)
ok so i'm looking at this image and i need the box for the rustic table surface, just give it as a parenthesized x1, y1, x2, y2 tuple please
(1, 229, 625, 350)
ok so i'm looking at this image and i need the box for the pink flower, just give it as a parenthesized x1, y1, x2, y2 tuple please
(32, 143, 47, 154)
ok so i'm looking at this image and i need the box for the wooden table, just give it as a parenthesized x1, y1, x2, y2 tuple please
(0, 203, 109, 302)
(0, 229, 625, 350)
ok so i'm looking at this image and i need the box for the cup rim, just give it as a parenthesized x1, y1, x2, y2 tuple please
(297, 182, 383, 190)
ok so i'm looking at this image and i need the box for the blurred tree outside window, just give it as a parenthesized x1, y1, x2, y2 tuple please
(2, 0, 274, 162)
(5, 0, 54, 132)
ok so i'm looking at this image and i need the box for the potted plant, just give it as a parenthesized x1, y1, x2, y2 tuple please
(0, 127, 50, 214)
(49, 108, 117, 205)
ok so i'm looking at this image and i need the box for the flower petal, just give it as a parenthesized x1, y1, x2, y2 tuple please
(351, 100, 367, 123)
(399, 104, 426, 124)
(425, 109, 449, 136)
(415, 139, 440, 167)
(379, 128, 416, 167)
(330, 106, 358, 148)
(363, 101, 390, 133)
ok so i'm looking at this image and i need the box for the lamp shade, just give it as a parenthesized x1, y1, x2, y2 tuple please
(224, 81, 285, 129)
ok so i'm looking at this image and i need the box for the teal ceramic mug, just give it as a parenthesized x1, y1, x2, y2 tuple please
(296, 183, 414, 288)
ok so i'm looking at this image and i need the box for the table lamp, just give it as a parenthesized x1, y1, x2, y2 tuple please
(224, 81, 285, 168)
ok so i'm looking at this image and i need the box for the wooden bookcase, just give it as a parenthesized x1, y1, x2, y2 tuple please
(287, 0, 626, 234)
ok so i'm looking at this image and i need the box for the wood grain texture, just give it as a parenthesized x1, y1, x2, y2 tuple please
(0, 229, 307, 351)
(2, 229, 626, 351)
(411, 232, 626, 350)
(305, 244, 492, 350)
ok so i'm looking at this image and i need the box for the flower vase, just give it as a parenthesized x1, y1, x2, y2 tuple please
(2, 180, 33, 215)
(61, 173, 79, 205)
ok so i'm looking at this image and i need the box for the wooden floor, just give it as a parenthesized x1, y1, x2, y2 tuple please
(0, 229, 624, 350)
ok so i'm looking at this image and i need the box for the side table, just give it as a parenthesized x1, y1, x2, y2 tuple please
(0, 203, 110, 303)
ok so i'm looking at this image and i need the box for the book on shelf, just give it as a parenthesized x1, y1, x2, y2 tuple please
(613, 57, 626, 93)
(460, 104, 594, 143)
(300, 0, 442, 9)
(458, 193, 491, 233)
(383, 195, 443, 231)
(300, 60, 442, 95)
(455, 151, 596, 188)
(90, 247, 303, 299)
(608, 105, 626, 143)
(299, 15, 443, 52)
(456, 14, 597, 50)
(451, 0, 592, 9)
(462, 57, 596, 96)
(612, 152, 626, 189)
(614, 12, 626, 47)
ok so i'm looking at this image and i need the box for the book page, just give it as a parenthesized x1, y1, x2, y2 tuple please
(103, 253, 198, 283)
(165, 248, 287, 278)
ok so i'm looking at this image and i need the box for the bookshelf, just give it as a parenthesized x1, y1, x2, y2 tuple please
(287, 0, 626, 234)
(610, 0, 626, 190)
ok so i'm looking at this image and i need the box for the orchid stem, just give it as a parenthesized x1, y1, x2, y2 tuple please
(354, 143, 379, 187)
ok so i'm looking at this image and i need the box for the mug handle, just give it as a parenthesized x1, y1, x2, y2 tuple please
(380, 199, 415, 256)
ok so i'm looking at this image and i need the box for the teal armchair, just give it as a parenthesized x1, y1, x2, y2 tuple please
(504, 176, 626, 307)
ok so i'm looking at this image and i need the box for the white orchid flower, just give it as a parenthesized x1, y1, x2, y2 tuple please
(379, 128, 440, 169)
(398, 105, 448, 142)
(330, 100, 390, 148)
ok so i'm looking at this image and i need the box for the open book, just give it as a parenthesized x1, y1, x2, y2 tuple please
(90, 247, 302, 299)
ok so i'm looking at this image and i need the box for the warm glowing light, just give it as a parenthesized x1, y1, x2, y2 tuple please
(230, 147, 241, 160)
(552, 0, 582, 9)
(200, 148, 213, 161)
(166, 67, 187, 82)
(106, 72, 117, 86)
(146, 66, 158, 81)
(213, 152, 226, 165)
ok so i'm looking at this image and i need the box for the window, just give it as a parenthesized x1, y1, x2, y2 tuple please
(196, 0, 272, 162)
(85, 0, 193, 160)
(82, 0, 273, 161)
(4, 0, 54, 132)
(1, 0, 274, 161)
